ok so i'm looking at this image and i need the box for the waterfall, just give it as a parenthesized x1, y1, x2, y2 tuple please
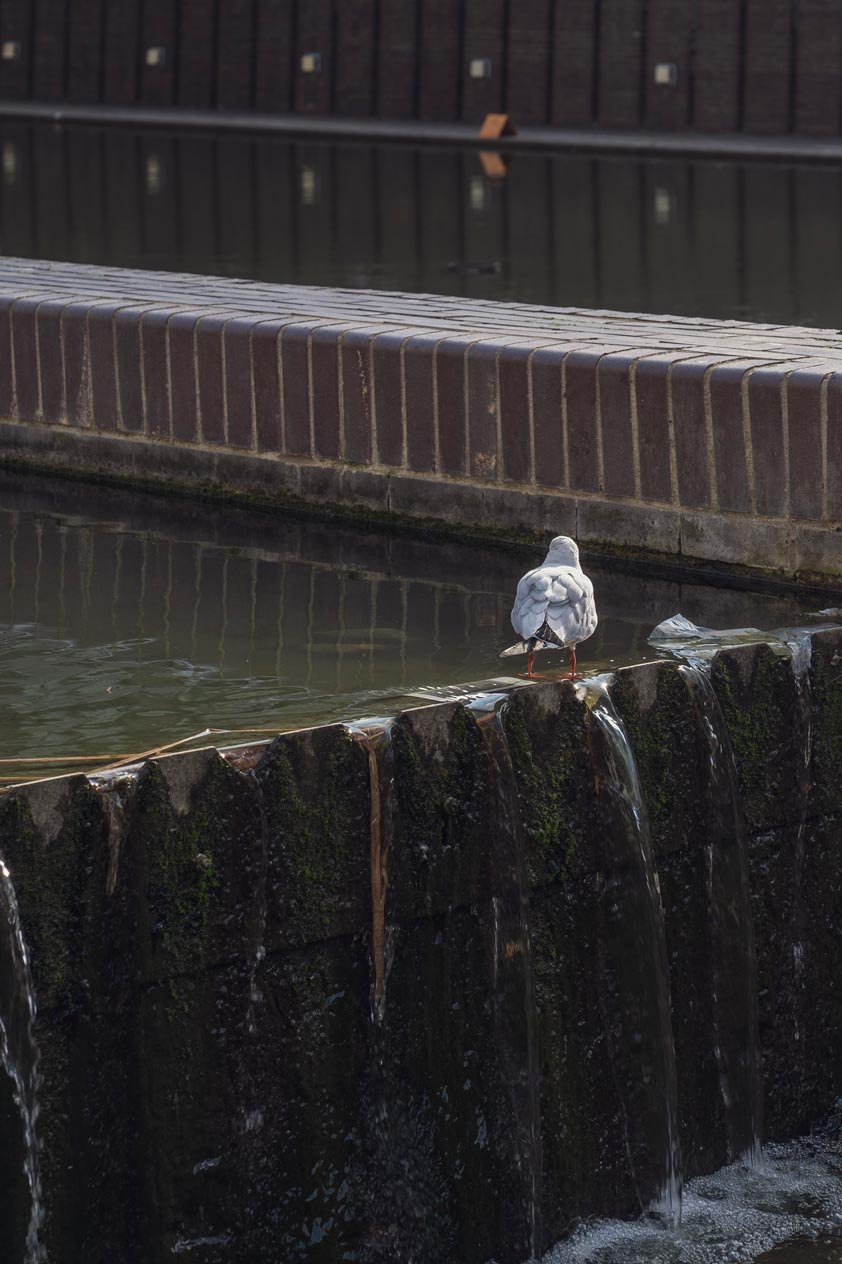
(582, 681, 683, 1227)
(678, 663, 764, 1168)
(477, 700, 543, 1261)
(779, 631, 813, 1084)
(0, 857, 46, 1264)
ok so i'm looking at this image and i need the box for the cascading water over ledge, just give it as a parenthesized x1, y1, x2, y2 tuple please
(0, 626, 839, 1263)
(0, 857, 45, 1264)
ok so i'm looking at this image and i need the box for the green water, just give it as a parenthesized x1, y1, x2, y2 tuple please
(0, 472, 824, 782)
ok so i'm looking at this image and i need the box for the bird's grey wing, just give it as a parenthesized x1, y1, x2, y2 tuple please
(511, 569, 552, 639)
(542, 568, 588, 645)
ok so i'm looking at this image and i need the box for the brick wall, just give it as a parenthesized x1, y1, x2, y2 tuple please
(2, 0, 842, 137)
(0, 258, 839, 582)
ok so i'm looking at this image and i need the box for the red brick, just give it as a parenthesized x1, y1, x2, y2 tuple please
(436, 338, 471, 477)
(462, 0, 506, 124)
(311, 326, 342, 460)
(196, 313, 230, 446)
(168, 310, 201, 443)
(709, 363, 751, 513)
(827, 373, 842, 522)
(114, 306, 145, 433)
(694, 0, 742, 131)
(670, 360, 711, 509)
(87, 302, 121, 431)
(744, 0, 794, 135)
(598, 353, 636, 498)
(33, 0, 68, 101)
(251, 320, 282, 453)
(294, 0, 333, 115)
(531, 347, 565, 489)
(334, 0, 377, 117)
(372, 331, 406, 468)
(342, 329, 375, 464)
(467, 341, 500, 481)
(61, 301, 93, 429)
(280, 323, 313, 457)
(11, 297, 42, 421)
(795, 0, 842, 137)
(377, 0, 418, 119)
(0, 295, 12, 418)
(644, 0, 692, 129)
(786, 370, 825, 520)
(634, 358, 672, 502)
(254, 0, 294, 112)
(418, 0, 460, 121)
(598, 0, 645, 128)
(507, 0, 552, 125)
(565, 350, 601, 493)
(748, 368, 788, 517)
(404, 333, 440, 473)
(224, 317, 255, 450)
(499, 344, 531, 484)
(141, 308, 172, 438)
(37, 299, 65, 423)
(551, 0, 597, 125)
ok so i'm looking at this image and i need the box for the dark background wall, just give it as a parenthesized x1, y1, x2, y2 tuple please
(0, 0, 839, 136)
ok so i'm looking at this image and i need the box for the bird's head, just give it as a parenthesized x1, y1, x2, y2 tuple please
(544, 535, 580, 566)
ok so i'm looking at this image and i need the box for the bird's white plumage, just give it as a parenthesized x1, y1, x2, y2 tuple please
(501, 536, 597, 660)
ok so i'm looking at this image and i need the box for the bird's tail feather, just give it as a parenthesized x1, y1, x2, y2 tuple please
(499, 640, 530, 658)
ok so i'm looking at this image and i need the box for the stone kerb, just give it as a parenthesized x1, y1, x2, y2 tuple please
(0, 258, 840, 582)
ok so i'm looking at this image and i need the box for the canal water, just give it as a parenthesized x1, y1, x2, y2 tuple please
(1, 119, 842, 327)
(0, 473, 824, 784)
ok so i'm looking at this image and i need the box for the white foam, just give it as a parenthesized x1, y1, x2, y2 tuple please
(541, 1137, 842, 1264)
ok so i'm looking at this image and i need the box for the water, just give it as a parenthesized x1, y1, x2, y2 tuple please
(678, 663, 763, 1168)
(0, 860, 45, 1263)
(0, 474, 823, 784)
(3, 119, 842, 326)
(540, 1134, 842, 1264)
(581, 682, 683, 1228)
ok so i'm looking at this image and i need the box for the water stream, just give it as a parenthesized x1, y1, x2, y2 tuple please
(0, 858, 46, 1264)
(678, 662, 764, 1168)
(580, 681, 683, 1229)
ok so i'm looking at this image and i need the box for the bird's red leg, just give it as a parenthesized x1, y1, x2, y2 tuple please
(569, 646, 576, 680)
(527, 650, 535, 678)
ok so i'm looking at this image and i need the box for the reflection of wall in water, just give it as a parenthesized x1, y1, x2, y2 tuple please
(1, 124, 840, 326)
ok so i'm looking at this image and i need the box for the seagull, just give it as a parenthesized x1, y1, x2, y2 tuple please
(500, 535, 598, 679)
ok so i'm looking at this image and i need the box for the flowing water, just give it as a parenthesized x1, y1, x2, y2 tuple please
(0, 860, 45, 1263)
(678, 663, 763, 1168)
(541, 1134, 842, 1264)
(581, 682, 683, 1229)
(0, 474, 825, 784)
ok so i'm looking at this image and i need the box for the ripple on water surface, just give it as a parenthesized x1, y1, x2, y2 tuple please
(0, 474, 829, 781)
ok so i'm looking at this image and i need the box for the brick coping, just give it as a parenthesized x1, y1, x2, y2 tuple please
(0, 256, 841, 366)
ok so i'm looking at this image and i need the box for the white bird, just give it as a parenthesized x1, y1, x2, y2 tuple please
(500, 535, 597, 679)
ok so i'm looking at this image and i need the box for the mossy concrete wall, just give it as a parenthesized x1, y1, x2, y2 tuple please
(0, 631, 840, 1262)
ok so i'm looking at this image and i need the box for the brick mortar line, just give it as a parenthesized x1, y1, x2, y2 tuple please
(0, 417, 837, 531)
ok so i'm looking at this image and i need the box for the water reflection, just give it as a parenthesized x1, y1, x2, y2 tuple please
(1, 120, 842, 326)
(0, 474, 819, 776)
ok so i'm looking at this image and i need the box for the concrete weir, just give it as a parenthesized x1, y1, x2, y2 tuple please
(0, 258, 840, 586)
(0, 629, 840, 1262)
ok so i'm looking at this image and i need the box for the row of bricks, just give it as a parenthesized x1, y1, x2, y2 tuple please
(1, 294, 840, 524)
(5, 257, 842, 355)
(1, 0, 840, 137)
